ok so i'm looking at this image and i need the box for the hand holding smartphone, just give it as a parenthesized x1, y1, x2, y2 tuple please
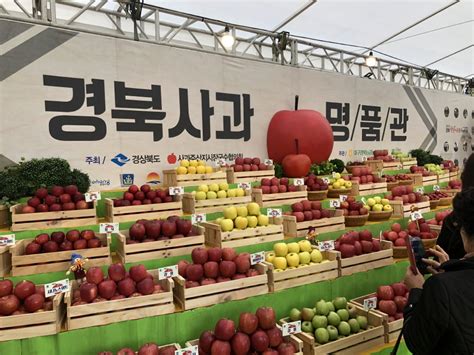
(405, 235, 428, 275)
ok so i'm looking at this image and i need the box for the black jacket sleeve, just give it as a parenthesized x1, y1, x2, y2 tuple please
(403, 276, 450, 354)
(436, 213, 465, 260)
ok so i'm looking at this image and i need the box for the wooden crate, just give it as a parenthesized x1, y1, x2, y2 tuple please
(10, 233, 111, 276)
(383, 161, 401, 170)
(365, 160, 384, 172)
(307, 190, 328, 201)
(336, 240, 394, 276)
(0, 245, 12, 277)
(282, 210, 345, 238)
(386, 181, 399, 191)
(353, 181, 387, 196)
(389, 200, 430, 218)
(437, 170, 450, 184)
(401, 158, 417, 169)
(173, 263, 269, 310)
(440, 188, 460, 195)
(182, 190, 252, 214)
(104, 197, 182, 223)
(421, 174, 437, 186)
(252, 186, 308, 208)
(449, 170, 460, 180)
(405, 173, 423, 186)
(265, 251, 339, 292)
(351, 294, 403, 343)
(162, 169, 227, 187)
(429, 224, 442, 233)
(202, 218, 284, 248)
(116, 225, 205, 263)
(10, 201, 98, 232)
(65, 271, 174, 330)
(0, 292, 64, 342)
(0, 204, 9, 228)
(225, 166, 275, 183)
(280, 304, 385, 355)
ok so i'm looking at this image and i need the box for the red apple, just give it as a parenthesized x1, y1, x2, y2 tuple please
(210, 340, 231, 355)
(0, 294, 20, 315)
(266, 326, 283, 347)
(391, 282, 407, 296)
(80, 282, 98, 302)
(215, 318, 236, 341)
(117, 278, 136, 297)
(377, 285, 395, 300)
(239, 312, 259, 334)
(191, 247, 209, 265)
(256, 307, 276, 330)
(186, 264, 204, 282)
(24, 293, 45, 313)
(208, 247, 223, 262)
(199, 330, 215, 353)
(231, 332, 251, 355)
(204, 261, 219, 279)
(219, 261, 236, 278)
(98, 280, 117, 299)
(86, 267, 104, 285)
(108, 263, 126, 282)
(378, 300, 397, 316)
(222, 248, 237, 261)
(251, 330, 270, 352)
(129, 264, 148, 283)
(0, 280, 13, 297)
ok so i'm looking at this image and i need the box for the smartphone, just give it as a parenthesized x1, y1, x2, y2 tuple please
(406, 235, 428, 275)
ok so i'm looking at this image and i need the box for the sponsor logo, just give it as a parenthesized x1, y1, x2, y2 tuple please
(111, 153, 130, 167)
(120, 174, 134, 187)
(91, 179, 111, 187)
(146, 172, 161, 185)
(167, 153, 177, 164)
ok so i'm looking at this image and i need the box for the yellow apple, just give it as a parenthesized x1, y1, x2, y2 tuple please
(206, 191, 217, 199)
(209, 183, 219, 192)
(236, 188, 245, 197)
(217, 190, 227, 198)
(197, 160, 206, 166)
(224, 206, 237, 220)
(205, 166, 213, 173)
(215, 217, 223, 224)
(219, 183, 229, 191)
(367, 198, 376, 207)
(236, 206, 248, 217)
(310, 249, 323, 263)
(195, 191, 207, 200)
(257, 215, 269, 226)
(227, 189, 237, 198)
(332, 182, 341, 189)
(344, 181, 352, 188)
(299, 251, 311, 265)
(196, 165, 206, 174)
(286, 253, 300, 267)
(273, 242, 288, 257)
(273, 257, 287, 270)
(180, 160, 190, 167)
(234, 216, 248, 229)
(298, 240, 312, 253)
(333, 173, 341, 180)
(381, 198, 390, 206)
(187, 166, 197, 174)
(247, 202, 261, 216)
(383, 204, 393, 211)
(372, 204, 383, 212)
(220, 219, 234, 232)
(287, 242, 300, 253)
(266, 252, 275, 263)
(189, 160, 198, 167)
(198, 184, 209, 193)
(247, 215, 258, 228)
(374, 196, 382, 204)
(176, 166, 187, 175)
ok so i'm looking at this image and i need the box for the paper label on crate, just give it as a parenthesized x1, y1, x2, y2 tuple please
(85, 191, 101, 202)
(329, 199, 340, 208)
(267, 208, 282, 217)
(318, 240, 335, 251)
(361, 197, 367, 205)
(416, 186, 424, 194)
(282, 320, 302, 336)
(322, 177, 330, 184)
(379, 230, 383, 241)
(169, 186, 184, 195)
(339, 194, 348, 202)
(159, 265, 178, 280)
(45, 279, 70, 298)
(293, 178, 304, 186)
(191, 213, 206, 224)
(363, 296, 378, 311)
(264, 159, 273, 165)
(175, 345, 198, 355)
(433, 185, 440, 192)
(238, 182, 251, 190)
(0, 234, 15, 246)
(215, 158, 226, 167)
(250, 251, 265, 265)
(410, 211, 423, 221)
(99, 223, 119, 234)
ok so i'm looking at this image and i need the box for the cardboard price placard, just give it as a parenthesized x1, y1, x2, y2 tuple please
(410, 211, 423, 221)
(250, 251, 265, 265)
(339, 194, 348, 202)
(158, 265, 178, 280)
(433, 185, 440, 192)
(361, 197, 367, 205)
(85, 191, 101, 202)
(282, 321, 301, 336)
(329, 200, 341, 208)
(363, 296, 378, 311)
(45, 279, 70, 298)
(266, 208, 282, 217)
(191, 213, 206, 224)
(238, 182, 251, 190)
(215, 158, 226, 167)
(416, 187, 424, 194)
(293, 178, 304, 186)
(0, 234, 15, 246)
(99, 223, 119, 234)
(264, 159, 273, 165)
(318, 240, 335, 251)
(322, 177, 330, 184)
(169, 186, 184, 196)
(175, 345, 198, 355)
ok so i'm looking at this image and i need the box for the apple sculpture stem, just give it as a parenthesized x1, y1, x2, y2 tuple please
(282, 138, 312, 178)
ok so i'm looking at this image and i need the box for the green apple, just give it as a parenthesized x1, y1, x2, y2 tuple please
(312, 315, 327, 329)
(367, 198, 376, 207)
(224, 206, 237, 220)
(344, 181, 352, 188)
(336, 309, 349, 322)
(333, 173, 341, 180)
(236, 206, 248, 217)
(257, 215, 269, 226)
(372, 204, 383, 212)
(235, 188, 245, 197)
(374, 196, 382, 204)
(316, 300, 330, 316)
(289, 308, 302, 321)
(218, 182, 229, 191)
(206, 191, 217, 199)
(348, 304, 357, 319)
(227, 189, 237, 198)
(338, 321, 351, 336)
(220, 219, 234, 232)
(332, 182, 341, 189)
(333, 297, 347, 310)
(195, 191, 207, 200)
(301, 321, 313, 333)
(247, 215, 258, 228)
(217, 190, 227, 198)
(209, 183, 219, 192)
(314, 328, 329, 344)
(326, 301, 335, 312)
(298, 251, 311, 265)
(287, 242, 300, 253)
(381, 198, 390, 205)
(327, 325, 338, 341)
(356, 315, 368, 330)
(301, 307, 315, 321)
(286, 253, 300, 267)
(298, 240, 312, 252)
(247, 202, 261, 216)
(234, 216, 248, 229)
(198, 184, 209, 193)
(383, 204, 393, 211)
(327, 311, 341, 327)
(273, 242, 288, 257)
(348, 318, 360, 333)
(272, 257, 287, 270)
(310, 249, 323, 263)
(215, 217, 223, 225)
(265, 252, 275, 263)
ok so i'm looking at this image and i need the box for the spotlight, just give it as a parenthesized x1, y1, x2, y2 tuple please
(221, 25, 235, 49)
(365, 51, 377, 67)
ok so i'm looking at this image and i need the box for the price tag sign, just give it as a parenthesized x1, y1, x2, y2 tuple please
(175, 345, 198, 355)
(362, 156, 368, 161)
(169, 186, 184, 195)
(361, 197, 367, 205)
(293, 178, 304, 186)
(410, 211, 423, 221)
(45, 279, 70, 298)
(416, 187, 424, 194)
(0, 234, 15, 246)
(322, 177, 330, 184)
(250, 251, 265, 265)
(100, 223, 119, 234)
(282, 320, 302, 336)
(318, 240, 335, 251)
(379, 230, 383, 241)
(363, 296, 378, 311)
(215, 158, 226, 167)
(264, 159, 273, 165)
(158, 265, 178, 280)
(332, 172, 338, 178)
(339, 195, 348, 202)
(191, 213, 206, 224)
(85, 191, 101, 202)
(238, 182, 251, 190)
(329, 200, 341, 208)
(433, 185, 440, 192)
(267, 208, 282, 217)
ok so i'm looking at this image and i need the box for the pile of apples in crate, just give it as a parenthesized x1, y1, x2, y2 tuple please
(99, 343, 177, 355)
(409, 166, 435, 177)
(382, 222, 438, 247)
(348, 166, 383, 184)
(286, 200, 334, 222)
(259, 177, 299, 194)
(178, 247, 261, 288)
(198, 307, 298, 354)
(365, 196, 393, 212)
(232, 157, 272, 172)
(334, 230, 381, 258)
(374, 283, 408, 321)
(304, 174, 329, 191)
(336, 196, 368, 216)
(127, 216, 196, 244)
(0, 280, 54, 315)
(328, 173, 352, 190)
(194, 183, 246, 200)
(176, 160, 214, 174)
(386, 185, 428, 204)
(73, 264, 163, 305)
(288, 297, 368, 344)
(265, 240, 327, 271)
(113, 184, 173, 206)
(425, 190, 451, 201)
(449, 179, 462, 189)
(217, 203, 269, 232)
(441, 160, 458, 172)
(383, 174, 413, 183)
(427, 210, 452, 227)
(22, 185, 90, 213)
(368, 150, 395, 162)
(24, 229, 101, 254)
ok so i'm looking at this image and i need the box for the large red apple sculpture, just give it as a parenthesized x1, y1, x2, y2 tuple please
(282, 139, 311, 177)
(267, 96, 334, 164)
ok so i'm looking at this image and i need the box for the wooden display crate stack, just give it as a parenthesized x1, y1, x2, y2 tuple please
(173, 263, 269, 310)
(265, 251, 339, 292)
(65, 273, 175, 330)
(0, 292, 64, 342)
(225, 166, 275, 183)
(202, 217, 284, 248)
(10, 201, 98, 232)
(162, 169, 227, 187)
(352, 180, 388, 196)
(282, 209, 345, 238)
(280, 304, 385, 354)
(336, 240, 394, 276)
(437, 170, 450, 184)
(9, 233, 112, 276)
(389, 200, 430, 218)
(0, 244, 11, 277)
(400, 158, 417, 169)
(182, 190, 252, 214)
(252, 185, 308, 208)
(116, 225, 205, 263)
(405, 173, 423, 186)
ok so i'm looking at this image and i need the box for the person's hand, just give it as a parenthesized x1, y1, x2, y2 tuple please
(423, 245, 450, 274)
(404, 266, 425, 290)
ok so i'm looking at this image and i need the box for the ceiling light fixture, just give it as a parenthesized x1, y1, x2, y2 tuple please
(365, 51, 377, 67)
(221, 25, 235, 49)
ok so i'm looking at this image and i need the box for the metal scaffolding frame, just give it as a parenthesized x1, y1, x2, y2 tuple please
(0, 0, 469, 93)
